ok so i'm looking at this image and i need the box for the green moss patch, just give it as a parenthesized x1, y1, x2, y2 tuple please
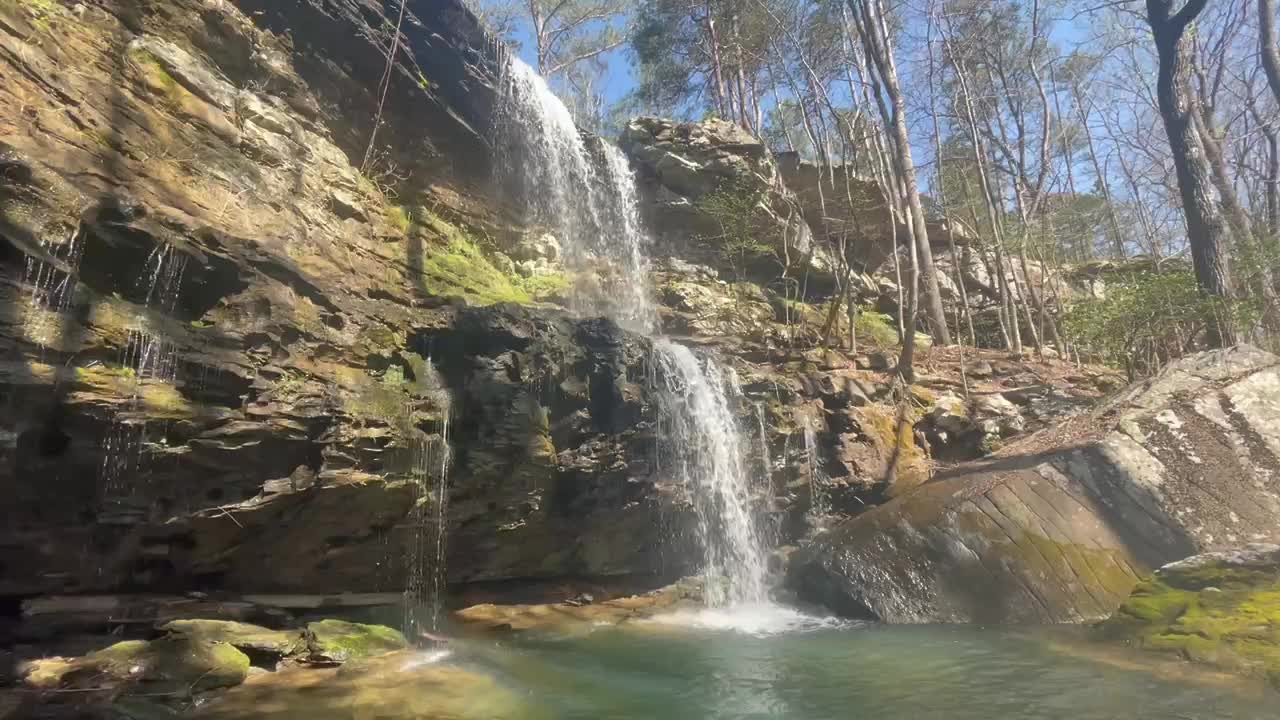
(305, 620, 408, 664)
(1101, 552, 1280, 689)
(160, 619, 305, 658)
(23, 636, 251, 695)
(417, 211, 563, 306)
(855, 310, 899, 348)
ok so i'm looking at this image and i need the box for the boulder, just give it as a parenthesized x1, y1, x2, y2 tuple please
(23, 636, 250, 695)
(1099, 544, 1280, 689)
(303, 620, 408, 664)
(789, 346, 1280, 624)
(160, 619, 306, 660)
(777, 155, 976, 275)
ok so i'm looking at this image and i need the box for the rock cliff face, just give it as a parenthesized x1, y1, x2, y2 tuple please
(0, 0, 697, 599)
(789, 346, 1280, 623)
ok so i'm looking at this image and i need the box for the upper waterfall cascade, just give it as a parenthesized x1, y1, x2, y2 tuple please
(495, 55, 771, 607)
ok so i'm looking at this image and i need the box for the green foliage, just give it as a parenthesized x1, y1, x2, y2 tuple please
(1065, 270, 1257, 376)
(696, 180, 774, 279)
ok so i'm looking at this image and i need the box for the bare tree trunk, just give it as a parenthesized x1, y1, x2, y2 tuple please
(1192, 81, 1256, 244)
(1147, 0, 1237, 347)
(1049, 61, 1087, 261)
(926, 5, 977, 347)
(947, 37, 1021, 353)
(1267, 123, 1280, 236)
(850, 0, 953, 353)
(896, 176, 922, 382)
(1070, 84, 1127, 258)
(731, 10, 751, 130)
(704, 4, 730, 119)
(1262, 0, 1280, 106)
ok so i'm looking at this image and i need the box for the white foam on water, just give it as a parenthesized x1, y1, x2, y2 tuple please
(399, 649, 454, 671)
(644, 603, 853, 637)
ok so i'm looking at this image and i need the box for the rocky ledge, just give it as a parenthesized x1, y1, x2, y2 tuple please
(788, 346, 1280, 623)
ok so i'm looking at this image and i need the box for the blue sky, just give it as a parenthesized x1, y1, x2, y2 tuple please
(506, 21, 638, 107)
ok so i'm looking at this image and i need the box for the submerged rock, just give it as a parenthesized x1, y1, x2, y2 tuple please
(161, 619, 306, 661)
(1099, 545, 1280, 689)
(789, 347, 1280, 624)
(193, 651, 527, 720)
(454, 578, 704, 633)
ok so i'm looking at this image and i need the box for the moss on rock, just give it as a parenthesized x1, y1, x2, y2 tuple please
(23, 636, 251, 695)
(160, 619, 306, 658)
(305, 620, 408, 663)
(1100, 545, 1280, 689)
(417, 211, 562, 306)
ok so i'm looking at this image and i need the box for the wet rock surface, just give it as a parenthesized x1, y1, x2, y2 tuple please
(0, 0, 692, 601)
(454, 578, 704, 633)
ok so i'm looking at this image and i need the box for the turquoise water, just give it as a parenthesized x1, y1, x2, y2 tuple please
(483, 622, 1274, 720)
(200, 612, 1277, 720)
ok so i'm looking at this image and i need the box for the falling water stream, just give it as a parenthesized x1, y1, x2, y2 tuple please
(495, 56, 778, 621)
(100, 243, 188, 507)
(22, 222, 85, 346)
(403, 413, 451, 636)
(802, 415, 829, 532)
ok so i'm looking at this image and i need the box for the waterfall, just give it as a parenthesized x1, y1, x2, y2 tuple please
(22, 223, 85, 347)
(403, 359, 452, 636)
(803, 415, 829, 531)
(496, 55, 770, 608)
(495, 58, 655, 334)
(754, 402, 777, 546)
(100, 243, 188, 505)
(654, 342, 770, 605)
(429, 413, 451, 630)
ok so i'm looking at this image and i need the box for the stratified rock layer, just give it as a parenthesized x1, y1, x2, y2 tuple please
(789, 346, 1280, 623)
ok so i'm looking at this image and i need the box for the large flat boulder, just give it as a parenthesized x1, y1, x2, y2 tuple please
(788, 346, 1280, 623)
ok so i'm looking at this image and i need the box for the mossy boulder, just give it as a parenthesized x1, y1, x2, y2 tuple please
(304, 620, 408, 664)
(160, 619, 306, 660)
(1100, 545, 1280, 688)
(23, 636, 251, 695)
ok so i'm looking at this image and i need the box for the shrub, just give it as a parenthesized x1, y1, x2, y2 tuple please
(1065, 269, 1256, 377)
